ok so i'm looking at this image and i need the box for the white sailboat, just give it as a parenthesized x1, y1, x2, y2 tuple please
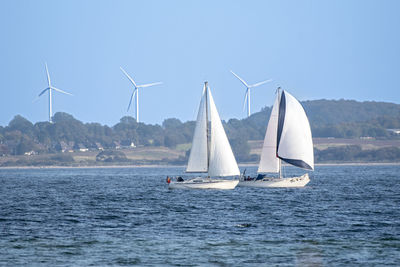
(168, 82, 240, 189)
(239, 87, 314, 188)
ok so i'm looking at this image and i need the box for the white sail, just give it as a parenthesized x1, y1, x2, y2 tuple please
(257, 92, 280, 173)
(207, 87, 240, 177)
(186, 85, 208, 172)
(277, 91, 314, 170)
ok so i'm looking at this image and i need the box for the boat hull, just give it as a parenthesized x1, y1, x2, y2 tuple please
(238, 173, 310, 188)
(169, 178, 239, 190)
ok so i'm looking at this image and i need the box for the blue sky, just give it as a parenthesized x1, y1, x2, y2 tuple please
(1, 0, 399, 126)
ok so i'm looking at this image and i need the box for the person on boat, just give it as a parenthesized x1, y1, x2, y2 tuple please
(177, 176, 184, 182)
(166, 176, 171, 184)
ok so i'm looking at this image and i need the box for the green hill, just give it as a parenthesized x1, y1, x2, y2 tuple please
(243, 99, 400, 139)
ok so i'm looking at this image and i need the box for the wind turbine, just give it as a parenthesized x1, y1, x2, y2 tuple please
(120, 67, 162, 123)
(34, 63, 73, 123)
(231, 70, 272, 117)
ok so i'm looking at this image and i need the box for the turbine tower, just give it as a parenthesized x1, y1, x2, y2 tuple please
(231, 70, 272, 117)
(35, 63, 73, 123)
(120, 67, 162, 123)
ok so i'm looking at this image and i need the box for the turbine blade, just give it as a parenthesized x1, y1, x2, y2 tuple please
(51, 87, 73, 96)
(45, 63, 51, 87)
(33, 87, 49, 102)
(120, 67, 137, 88)
(137, 82, 162, 88)
(127, 90, 137, 111)
(230, 70, 249, 88)
(242, 90, 248, 111)
(38, 87, 50, 97)
(249, 79, 273, 88)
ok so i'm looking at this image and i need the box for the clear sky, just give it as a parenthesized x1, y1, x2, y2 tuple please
(1, 0, 399, 126)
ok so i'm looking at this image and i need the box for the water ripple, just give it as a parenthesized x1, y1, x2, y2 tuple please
(0, 165, 399, 265)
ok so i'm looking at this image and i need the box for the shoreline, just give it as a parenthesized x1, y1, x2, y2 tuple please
(0, 162, 399, 170)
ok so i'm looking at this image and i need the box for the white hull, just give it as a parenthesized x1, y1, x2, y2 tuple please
(169, 178, 239, 190)
(238, 173, 310, 188)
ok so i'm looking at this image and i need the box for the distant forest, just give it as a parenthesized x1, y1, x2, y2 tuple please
(0, 99, 400, 162)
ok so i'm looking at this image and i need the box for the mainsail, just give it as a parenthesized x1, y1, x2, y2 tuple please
(257, 92, 280, 173)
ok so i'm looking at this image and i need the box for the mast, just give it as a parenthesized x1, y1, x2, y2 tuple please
(205, 81, 210, 174)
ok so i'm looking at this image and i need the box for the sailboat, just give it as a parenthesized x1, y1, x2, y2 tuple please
(239, 87, 314, 188)
(168, 82, 240, 189)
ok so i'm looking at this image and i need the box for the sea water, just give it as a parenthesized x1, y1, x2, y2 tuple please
(0, 165, 399, 266)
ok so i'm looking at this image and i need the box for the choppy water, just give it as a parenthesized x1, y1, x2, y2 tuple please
(0, 165, 399, 266)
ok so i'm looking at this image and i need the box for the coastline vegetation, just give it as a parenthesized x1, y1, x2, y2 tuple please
(0, 99, 399, 166)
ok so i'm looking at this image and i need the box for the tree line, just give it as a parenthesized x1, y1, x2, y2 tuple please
(0, 113, 252, 158)
(0, 98, 399, 161)
(315, 145, 400, 163)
